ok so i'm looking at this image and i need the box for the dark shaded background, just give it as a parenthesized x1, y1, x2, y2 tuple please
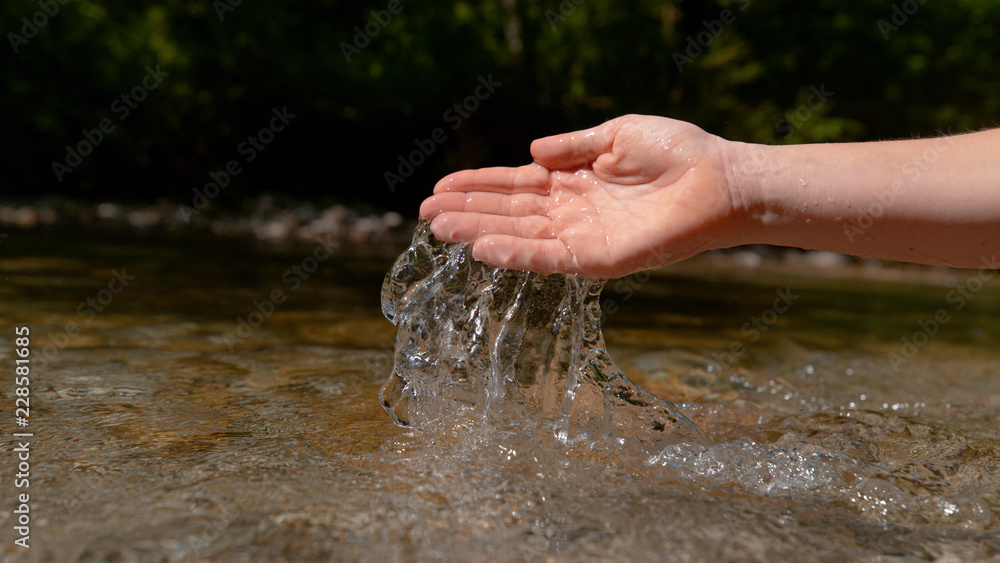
(3, 0, 999, 215)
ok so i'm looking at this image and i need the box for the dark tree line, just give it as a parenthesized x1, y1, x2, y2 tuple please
(3, 0, 999, 213)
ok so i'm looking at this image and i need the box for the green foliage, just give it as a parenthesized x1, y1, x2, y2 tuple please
(3, 0, 1000, 210)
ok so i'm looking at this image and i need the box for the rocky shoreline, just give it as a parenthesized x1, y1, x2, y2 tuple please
(0, 196, 412, 247)
(3, 197, 941, 277)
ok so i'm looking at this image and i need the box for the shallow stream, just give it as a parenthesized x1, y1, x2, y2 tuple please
(1, 225, 998, 561)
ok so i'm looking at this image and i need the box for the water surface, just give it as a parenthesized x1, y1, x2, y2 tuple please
(1, 227, 998, 561)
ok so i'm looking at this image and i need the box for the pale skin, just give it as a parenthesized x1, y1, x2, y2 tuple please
(420, 114, 1000, 279)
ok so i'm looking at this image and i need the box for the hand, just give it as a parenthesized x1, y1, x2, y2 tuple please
(420, 114, 746, 279)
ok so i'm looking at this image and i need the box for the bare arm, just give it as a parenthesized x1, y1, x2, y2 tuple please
(728, 129, 1000, 268)
(421, 115, 1000, 278)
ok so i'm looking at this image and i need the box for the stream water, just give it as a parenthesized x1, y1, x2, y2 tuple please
(1, 224, 998, 561)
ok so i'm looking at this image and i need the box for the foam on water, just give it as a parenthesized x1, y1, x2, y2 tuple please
(380, 220, 705, 456)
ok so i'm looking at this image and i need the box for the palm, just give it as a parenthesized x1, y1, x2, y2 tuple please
(421, 115, 737, 278)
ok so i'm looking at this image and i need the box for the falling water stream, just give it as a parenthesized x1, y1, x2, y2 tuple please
(379, 221, 705, 456)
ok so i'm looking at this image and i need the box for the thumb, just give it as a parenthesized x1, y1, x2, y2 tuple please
(529, 118, 620, 170)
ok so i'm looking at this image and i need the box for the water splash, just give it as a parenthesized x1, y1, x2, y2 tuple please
(380, 221, 705, 456)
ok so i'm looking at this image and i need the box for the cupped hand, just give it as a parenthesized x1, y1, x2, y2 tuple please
(419, 114, 746, 279)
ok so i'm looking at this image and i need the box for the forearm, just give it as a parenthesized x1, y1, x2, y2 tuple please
(727, 129, 1000, 268)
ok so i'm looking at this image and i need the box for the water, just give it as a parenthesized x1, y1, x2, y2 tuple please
(379, 220, 704, 456)
(1, 225, 998, 561)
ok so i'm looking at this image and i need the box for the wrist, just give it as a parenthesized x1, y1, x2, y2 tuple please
(718, 138, 779, 247)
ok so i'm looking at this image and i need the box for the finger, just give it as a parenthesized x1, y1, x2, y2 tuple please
(434, 164, 550, 195)
(419, 191, 548, 220)
(529, 118, 620, 170)
(471, 235, 579, 276)
(430, 212, 555, 243)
